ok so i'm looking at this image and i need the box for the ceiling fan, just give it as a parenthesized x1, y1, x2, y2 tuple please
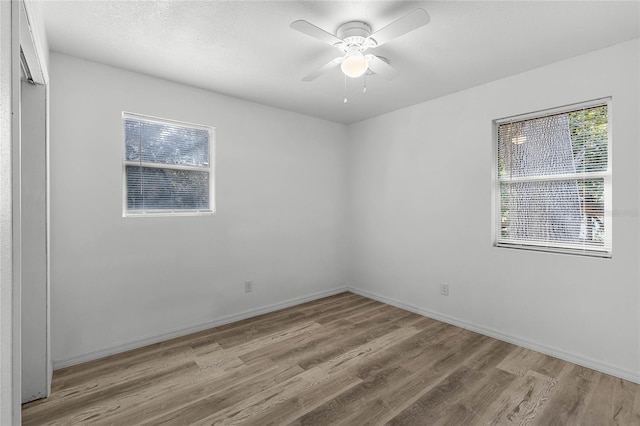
(291, 9, 430, 82)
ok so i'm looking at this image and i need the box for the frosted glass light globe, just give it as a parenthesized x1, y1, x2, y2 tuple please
(341, 51, 368, 78)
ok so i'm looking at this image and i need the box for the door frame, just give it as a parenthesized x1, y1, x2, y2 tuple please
(18, 0, 51, 403)
(0, 0, 49, 422)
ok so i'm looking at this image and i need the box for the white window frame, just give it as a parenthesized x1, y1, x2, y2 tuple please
(493, 98, 612, 258)
(122, 112, 215, 217)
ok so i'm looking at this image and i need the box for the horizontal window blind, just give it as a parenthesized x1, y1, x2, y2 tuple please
(123, 113, 213, 215)
(126, 166, 209, 211)
(124, 118, 210, 167)
(496, 102, 610, 256)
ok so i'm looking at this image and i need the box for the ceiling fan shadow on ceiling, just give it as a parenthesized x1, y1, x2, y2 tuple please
(291, 8, 430, 85)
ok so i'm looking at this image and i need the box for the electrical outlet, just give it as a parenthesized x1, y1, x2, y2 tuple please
(244, 280, 253, 293)
(440, 283, 449, 296)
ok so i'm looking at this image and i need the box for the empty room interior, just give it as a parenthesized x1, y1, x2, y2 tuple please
(2, 0, 640, 424)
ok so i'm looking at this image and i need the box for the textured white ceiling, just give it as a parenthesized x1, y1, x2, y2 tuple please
(40, 1, 640, 124)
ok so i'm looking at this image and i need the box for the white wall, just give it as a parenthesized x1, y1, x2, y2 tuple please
(348, 39, 640, 382)
(50, 40, 640, 382)
(49, 53, 349, 365)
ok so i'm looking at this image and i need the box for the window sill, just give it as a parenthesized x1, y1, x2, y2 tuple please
(495, 242, 611, 258)
(123, 210, 215, 218)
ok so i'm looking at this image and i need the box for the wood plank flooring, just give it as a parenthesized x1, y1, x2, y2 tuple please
(22, 292, 640, 425)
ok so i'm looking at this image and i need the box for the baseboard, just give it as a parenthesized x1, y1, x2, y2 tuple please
(53, 285, 639, 384)
(53, 287, 349, 370)
(347, 286, 640, 384)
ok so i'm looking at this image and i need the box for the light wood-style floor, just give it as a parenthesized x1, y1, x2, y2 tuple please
(22, 292, 640, 425)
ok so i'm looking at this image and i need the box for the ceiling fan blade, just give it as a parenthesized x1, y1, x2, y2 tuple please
(290, 20, 343, 47)
(368, 8, 430, 46)
(367, 55, 398, 81)
(302, 57, 343, 81)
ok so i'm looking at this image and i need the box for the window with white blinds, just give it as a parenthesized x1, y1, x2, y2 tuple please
(123, 113, 214, 216)
(495, 99, 611, 257)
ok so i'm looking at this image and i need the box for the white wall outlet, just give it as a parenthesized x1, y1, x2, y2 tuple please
(440, 283, 449, 296)
(244, 280, 253, 293)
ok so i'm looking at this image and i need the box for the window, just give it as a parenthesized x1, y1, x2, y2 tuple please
(123, 113, 214, 216)
(495, 99, 611, 257)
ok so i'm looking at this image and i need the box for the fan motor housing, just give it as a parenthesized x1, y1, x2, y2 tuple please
(337, 21, 372, 47)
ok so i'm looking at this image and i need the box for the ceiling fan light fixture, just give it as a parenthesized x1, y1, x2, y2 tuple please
(341, 50, 368, 78)
(292, 8, 430, 87)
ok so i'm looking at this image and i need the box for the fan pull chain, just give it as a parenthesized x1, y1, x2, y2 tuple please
(363, 75, 367, 94)
(344, 74, 348, 103)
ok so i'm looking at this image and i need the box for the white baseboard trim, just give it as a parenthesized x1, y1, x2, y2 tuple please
(53, 287, 349, 370)
(347, 286, 640, 384)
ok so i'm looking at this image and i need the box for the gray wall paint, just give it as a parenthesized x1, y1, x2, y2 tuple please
(49, 53, 349, 363)
(348, 39, 640, 379)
